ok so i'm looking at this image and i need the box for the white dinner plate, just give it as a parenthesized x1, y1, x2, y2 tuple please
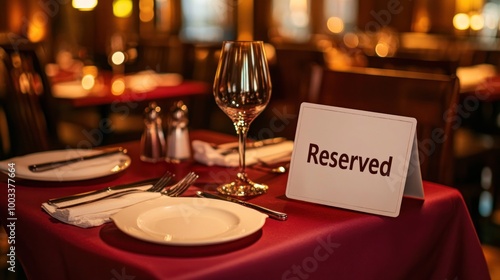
(111, 196, 268, 246)
(0, 149, 131, 181)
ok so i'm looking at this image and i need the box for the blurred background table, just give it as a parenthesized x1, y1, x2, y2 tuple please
(48, 70, 212, 147)
(50, 70, 210, 107)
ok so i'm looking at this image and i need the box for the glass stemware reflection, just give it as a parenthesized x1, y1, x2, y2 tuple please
(213, 41, 272, 196)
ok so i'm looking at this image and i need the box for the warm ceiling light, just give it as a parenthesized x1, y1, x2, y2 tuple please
(470, 14, 484, 31)
(139, 0, 154, 22)
(72, 0, 98, 11)
(113, 0, 133, 18)
(453, 13, 470, 30)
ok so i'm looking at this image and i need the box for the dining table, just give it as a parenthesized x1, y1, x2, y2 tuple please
(0, 130, 490, 280)
(50, 70, 210, 108)
(52, 78, 210, 108)
(49, 70, 212, 142)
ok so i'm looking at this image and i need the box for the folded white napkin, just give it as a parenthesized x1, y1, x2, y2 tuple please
(192, 140, 294, 167)
(41, 185, 161, 228)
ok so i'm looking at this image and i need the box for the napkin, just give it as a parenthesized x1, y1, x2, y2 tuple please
(192, 140, 294, 167)
(41, 185, 161, 228)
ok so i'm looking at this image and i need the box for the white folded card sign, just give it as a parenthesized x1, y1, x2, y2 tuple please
(286, 102, 424, 217)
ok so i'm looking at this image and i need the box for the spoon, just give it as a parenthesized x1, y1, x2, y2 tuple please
(252, 160, 290, 174)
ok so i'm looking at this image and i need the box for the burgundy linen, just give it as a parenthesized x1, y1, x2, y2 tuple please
(0, 130, 489, 280)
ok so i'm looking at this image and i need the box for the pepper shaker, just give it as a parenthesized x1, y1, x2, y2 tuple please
(140, 102, 166, 162)
(166, 100, 191, 162)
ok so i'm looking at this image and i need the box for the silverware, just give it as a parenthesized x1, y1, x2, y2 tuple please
(252, 152, 292, 174)
(164, 172, 198, 197)
(251, 162, 290, 174)
(50, 171, 173, 209)
(48, 177, 159, 205)
(54, 171, 198, 209)
(196, 191, 288, 221)
(213, 137, 287, 155)
(29, 147, 127, 172)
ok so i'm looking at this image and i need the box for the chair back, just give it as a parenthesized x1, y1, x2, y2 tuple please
(274, 47, 325, 100)
(0, 43, 57, 159)
(307, 66, 460, 186)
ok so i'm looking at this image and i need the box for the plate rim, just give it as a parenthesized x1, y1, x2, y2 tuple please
(111, 196, 267, 246)
(0, 149, 131, 181)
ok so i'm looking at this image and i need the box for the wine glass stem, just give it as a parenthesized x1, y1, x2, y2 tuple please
(236, 125, 248, 178)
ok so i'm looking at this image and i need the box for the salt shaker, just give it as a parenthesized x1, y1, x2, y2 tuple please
(140, 102, 166, 162)
(165, 100, 191, 162)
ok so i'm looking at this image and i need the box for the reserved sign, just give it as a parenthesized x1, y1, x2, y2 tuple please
(286, 103, 424, 217)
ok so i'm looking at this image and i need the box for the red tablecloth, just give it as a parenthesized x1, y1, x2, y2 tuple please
(0, 130, 490, 280)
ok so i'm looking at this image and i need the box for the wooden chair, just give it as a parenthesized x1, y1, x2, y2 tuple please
(305, 65, 460, 186)
(0, 43, 59, 159)
(273, 46, 325, 101)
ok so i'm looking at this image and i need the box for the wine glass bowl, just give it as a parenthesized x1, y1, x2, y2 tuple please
(213, 41, 272, 197)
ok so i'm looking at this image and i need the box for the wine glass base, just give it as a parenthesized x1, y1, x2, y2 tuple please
(217, 179, 268, 197)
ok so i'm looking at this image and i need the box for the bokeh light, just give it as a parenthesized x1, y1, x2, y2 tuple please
(81, 74, 95, 90)
(470, 14, 484, 31)
(139, 0, 154, 22)
(72, 0, 98, 11)
(327, 17, 344, 34)
(375, 42, 390, 57)
(113, 0, 133, 18)
(343, 32, 359, 48)
(111, 78, 126, 95)
(453, 13, 470, 30)
(111, 51, 126, 65)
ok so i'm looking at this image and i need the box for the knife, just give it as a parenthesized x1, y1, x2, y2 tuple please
(196, 191, 288, 221)
(215, 137, 287, 155)
(47, 177, 158, 205)
(28, 147, 126, 172)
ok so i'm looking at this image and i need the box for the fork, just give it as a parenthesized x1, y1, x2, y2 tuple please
(55, 171, 174, 209)
(100, 171, 197, 198)
(104, 171, 197, 199)
(162, 172, 198, 197)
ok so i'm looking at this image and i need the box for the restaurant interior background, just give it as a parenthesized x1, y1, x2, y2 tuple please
(1, 0, 500, 278)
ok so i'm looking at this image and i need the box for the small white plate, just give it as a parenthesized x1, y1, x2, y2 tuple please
(0, 149, 131, 181)
(111, 196, 267, 246)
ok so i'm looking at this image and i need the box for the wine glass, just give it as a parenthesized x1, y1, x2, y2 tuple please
(213, 41, 272, 196)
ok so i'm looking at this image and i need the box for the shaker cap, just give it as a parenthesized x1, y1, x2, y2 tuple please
(145, 102, 161, 121)
(169, 100, 189, 127)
